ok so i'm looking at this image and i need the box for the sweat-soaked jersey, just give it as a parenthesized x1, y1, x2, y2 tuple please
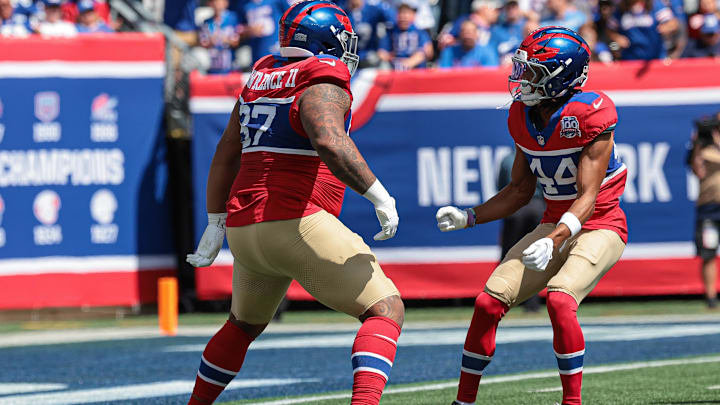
(226, 54, 352, 227)
(508, 91, 628, 243)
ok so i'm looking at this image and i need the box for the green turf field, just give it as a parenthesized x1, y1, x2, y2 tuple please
(223, 355, 720, 405)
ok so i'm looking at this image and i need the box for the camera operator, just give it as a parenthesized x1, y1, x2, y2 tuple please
(689, 113, 720, 309)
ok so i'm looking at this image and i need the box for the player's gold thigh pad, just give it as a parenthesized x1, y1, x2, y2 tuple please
(485, 223, 563, 308)
(547, 229, 626, 304)
(258, 210, 400, 318)
(227, 224, 293, 325)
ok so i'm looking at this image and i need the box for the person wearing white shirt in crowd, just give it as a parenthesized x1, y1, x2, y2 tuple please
(38, 0, 77, 36)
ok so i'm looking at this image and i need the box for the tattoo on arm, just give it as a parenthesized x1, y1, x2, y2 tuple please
(299, 83, 376, 194)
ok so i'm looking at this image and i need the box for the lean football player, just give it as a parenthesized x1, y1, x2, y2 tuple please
(185, 2, 404, 403)
(436, 26, 627, 405)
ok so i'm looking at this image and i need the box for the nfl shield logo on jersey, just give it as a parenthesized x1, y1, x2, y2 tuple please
(536, 135, 545, 146)
(560, 116, 581, 139)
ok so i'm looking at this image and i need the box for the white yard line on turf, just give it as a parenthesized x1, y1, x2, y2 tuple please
(1, 314, 719, 348)
(0, 383, 67, 395)
(707, 385, 720, 390)
(528, 387, 563, 393)
(1, 379, 319, 405)
(251, 355, 720, 405)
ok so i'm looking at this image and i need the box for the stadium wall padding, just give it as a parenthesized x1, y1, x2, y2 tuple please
(0, 34, 175, 309)
(190, 58, 720, 301)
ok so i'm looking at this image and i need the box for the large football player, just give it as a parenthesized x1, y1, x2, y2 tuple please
(436, 26, 627, 405)
(185, 2, 404, 404)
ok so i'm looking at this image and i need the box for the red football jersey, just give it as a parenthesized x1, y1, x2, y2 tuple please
(508, 91, 628, 243)
(225, 54, 353, 227)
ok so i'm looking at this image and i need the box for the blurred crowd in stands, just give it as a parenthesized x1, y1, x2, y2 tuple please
(2, 0, 719, 72)
(0, 0, 114, 36)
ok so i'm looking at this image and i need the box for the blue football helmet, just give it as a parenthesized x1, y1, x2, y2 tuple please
(508, 26, 591, 106)
(278, 0, 360, 75)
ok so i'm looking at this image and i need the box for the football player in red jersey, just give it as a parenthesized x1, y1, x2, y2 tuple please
(185, 2, 404, 404)
(436, 26, 628, 405)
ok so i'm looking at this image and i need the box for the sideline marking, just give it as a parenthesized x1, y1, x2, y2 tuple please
(165, 323, 720, 353)
(0, 383, 67, 396)
(708, 385, 720, 390)
(2, 378, 319, 405)
(251, 355, 720, 405)
(528, 386, 563, 393)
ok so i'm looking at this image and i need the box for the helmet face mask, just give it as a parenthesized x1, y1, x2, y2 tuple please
(508, 26, 591, 106)
(278, 0, 360, 76)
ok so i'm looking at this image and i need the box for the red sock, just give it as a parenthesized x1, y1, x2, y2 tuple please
(350, 316, 401, 405)
(547, 291, 585, 405)
(188, 321, 254, 405)
(457, 293, 508, 404)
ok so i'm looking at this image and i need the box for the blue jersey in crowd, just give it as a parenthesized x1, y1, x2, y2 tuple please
(235, 0, 288, 63)
(616, 0, 673, 60)
(163, 0, 197, 31)
(491, 16, 525, 60)
(345, 1, 395, 58)
(200, 10, 239, 74)
(382, 23, 431, 68)
(539, 9, 587, 32)
(438, 42, 498, 67)
(449, 15, 494, 49)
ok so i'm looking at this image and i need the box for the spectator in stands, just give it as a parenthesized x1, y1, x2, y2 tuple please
(611, 0, 677, 60)
(62, 0, 110, 26)
(344, 0, 395, 68)
(439, 0, 500, 51)
(378, 0, 433, 70)
(594, 0, 620, 61)
(199, 0, 239, 74)
(685, 0, 720, 57)
(662, 0, 687, 60)
(38, 0, 78, 36)
(76, 0, 112, 32)
(538, 0, 587, 32)
(581, 22, 612, 62)
(0, 0, 33, 36)
(491, 0, 526, 65)
(689, 114, 720, 309)
(163, 0, 198, 45)
(438, 19, 499, 67)
(235, 0, 289, 65)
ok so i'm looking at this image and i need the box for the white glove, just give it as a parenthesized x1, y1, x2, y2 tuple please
(186, 213, 227, 267)
(521, 237, 554, 272)
(363, 180, 399, 241)
(436, 206, 473, 232)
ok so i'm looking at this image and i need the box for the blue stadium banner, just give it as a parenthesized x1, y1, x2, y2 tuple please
(190, 59, 720, 300)
(0, 34, 174, 309)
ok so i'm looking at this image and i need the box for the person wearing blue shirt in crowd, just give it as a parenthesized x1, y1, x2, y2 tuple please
(0, 0, 33, 36)
(235, 0, 288, 65)
(378, 0, 433, 70)
(439, 0, 499, 51)
(164, 0, 198, 35)
(686, 0, 720, 57)
(491, 0, 525, 65)
(76, 0, 112, 33)
(199, 0, 240, 73)
(342, 0, 395, 68)
(439, 19, 499, 67)
(539, 0, 587, 32)
(612, 0, 677, 60)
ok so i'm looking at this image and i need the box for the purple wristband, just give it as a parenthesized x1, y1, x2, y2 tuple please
(465, 208, 476, 228)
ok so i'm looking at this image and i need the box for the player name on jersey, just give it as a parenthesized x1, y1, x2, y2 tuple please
(246, 68, 299, 91)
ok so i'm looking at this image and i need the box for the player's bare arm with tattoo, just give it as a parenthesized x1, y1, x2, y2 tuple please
(298, 82, 404, 326)
(299, 83, 376, 194)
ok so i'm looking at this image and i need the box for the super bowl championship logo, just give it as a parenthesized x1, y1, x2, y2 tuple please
(33, 92, 62, 142)
(90, 189, 118, 244)
(33, 190, 62, 245)
(90, 93, 119, 142)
